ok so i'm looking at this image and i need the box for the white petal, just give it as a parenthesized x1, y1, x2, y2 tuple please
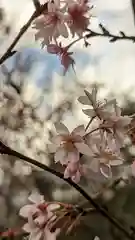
(115, 131, 125, 148)
(23, 223, 33, 233)
(66, 150, 79, 163)
(71, 125, 85, 136)
(100, 164, 112, 178)
(28, 213, 37, 230)
(45, 227, 60, 240)
(55, 0, 60, 7)
(35, 215, 46, 225)
(75, 142, 92, 156)
(28, 192, 44, 204)
(100, 110, 111, 119)
(29, 229, 42, 240)
(94, 237, 100, 240)
(82, 109, 95, 117)
(103, 99, 116, 108)
(77, 96, 90, 105)
(72, 170, 81, 183)
(91, 87, 97, 103)
(47, 143, 57, 153)
(54, 122, 69, 134)
(110, 159, 123, 166)
(19, 205, 34, 218)
(119, 116, 131, 126)
(54, 147, 67, 163)
(84, 90, 93, 104)
(64, 167, 70, 178)
(115, 104, 121, 116)
(51, 135, 63, 146)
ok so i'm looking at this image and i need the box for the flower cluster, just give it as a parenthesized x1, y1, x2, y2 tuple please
(19, 193, 83, 240)
(33, 0, 92, 73)
(48, 87, 131, 182)
(19, 193, 61, 240)
(48, 123, 92, 182)
(33, 0, 91, 45)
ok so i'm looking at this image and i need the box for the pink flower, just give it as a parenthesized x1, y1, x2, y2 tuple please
(64, 161, 86, 182)
(19, 193, 60, 240)
(48, 122, 92, 165)
(66, 0, 91, 37)
(48, 122, 92, 182)
(33, 0, 68, 46)
(47, 42, 75, 74)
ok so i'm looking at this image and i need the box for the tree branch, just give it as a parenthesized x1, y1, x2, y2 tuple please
(0, 3, 48, 65)
(86, 25, 135, 43)
(32, 0, 41, 11)
(0, 141, 134, 239)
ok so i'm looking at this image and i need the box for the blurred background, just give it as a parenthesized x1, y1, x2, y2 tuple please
(0, 0, 135, 239)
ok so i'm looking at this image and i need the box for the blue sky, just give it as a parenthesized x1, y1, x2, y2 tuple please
(1, 0, 135, 105)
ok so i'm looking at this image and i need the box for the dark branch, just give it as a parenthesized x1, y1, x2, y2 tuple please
(86, 25, 135, 43)
(0, 140, 134, 239)
(0, 3, 48, 65)
(32, 0, 41, 10)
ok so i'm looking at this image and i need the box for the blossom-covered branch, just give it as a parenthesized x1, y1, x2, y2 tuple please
(86, 24, 135, 43)
(1, 1, 135, 239)
(0, 140, 134, 239)
(1, 0, 135, 68)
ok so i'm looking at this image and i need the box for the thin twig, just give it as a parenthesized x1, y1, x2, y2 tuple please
(85, 116, 95, 131)
(1, 16, 135, 65)
(0, 3, 48, 65)
(0, 141, 134, 239)
(85, 26, 135, 43)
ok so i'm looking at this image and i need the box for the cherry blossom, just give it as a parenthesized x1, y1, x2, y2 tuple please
(64, 160, 86, 182)
(78, 89, 116, 120)
(85, 136, 124, 178)
(66, 0, 91, 37)
(47, 42, 75, 74)
(19, 193, 60, 240)
(33, 0, 68, 46)
(48, 123, 92, 165)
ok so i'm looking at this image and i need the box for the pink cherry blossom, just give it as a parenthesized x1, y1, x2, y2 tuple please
(64, 160, 86, 182)
(19, 193, 60, 240)
(66, 0, 91, 37)
(47, 42, 75, 74)
(85, 136, 124, 178)
(48, 123, 92, 165)
(33, 0, 68, 46)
